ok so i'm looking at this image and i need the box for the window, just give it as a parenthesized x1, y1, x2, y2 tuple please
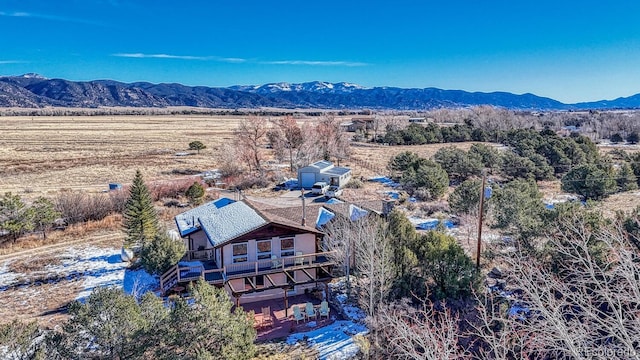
(232, 243, 248, 263)
(256, 239, 272, 260)
(281, 238, 295, 257)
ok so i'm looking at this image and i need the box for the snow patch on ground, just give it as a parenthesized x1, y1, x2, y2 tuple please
(0, 262, 22, 289)
(328, 277, 366, 321)
(0, 246, 158, 302)
(123, 269, 158, 297)
(286, 276, 369, 359)
(287, 320, 368, 360)
(59, 247, 130, 301)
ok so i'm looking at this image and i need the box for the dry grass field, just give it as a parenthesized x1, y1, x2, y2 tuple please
(0, 115, 247, 197)
(2, 113, 639, 218)
(0, 115, 478, 197)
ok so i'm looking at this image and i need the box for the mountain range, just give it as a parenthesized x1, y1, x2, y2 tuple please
(0, 74, 638, 110)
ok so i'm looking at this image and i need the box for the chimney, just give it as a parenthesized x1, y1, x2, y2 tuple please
(382, 199, 395, 217)
(301, 189, 306, 226)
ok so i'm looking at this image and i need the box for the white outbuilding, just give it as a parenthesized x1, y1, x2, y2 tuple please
(297, 160, 352, 189)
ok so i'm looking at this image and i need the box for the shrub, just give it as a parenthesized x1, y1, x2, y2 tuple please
(148, 179, 194, 201)
(420, 201, 450, 215)
(140, 232, 186, 275)
(610, 133, 624, 143)
(186, 182, 205, 205)
(235, 175, 270, 190)
(55, 191, 125, 225)
(344, 179, 364, 189)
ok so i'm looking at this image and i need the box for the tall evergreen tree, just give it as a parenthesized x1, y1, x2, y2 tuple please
(123, 170, 158, 248)
(0, 192, 33, 243)
(30, 196, 60, 239)
(140, 231, 186, 275)
(617, 162, 638, 192)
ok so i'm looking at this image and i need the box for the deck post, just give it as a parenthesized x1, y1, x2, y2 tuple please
(284, 288, 289, 317)
(235, 295, 240, 308)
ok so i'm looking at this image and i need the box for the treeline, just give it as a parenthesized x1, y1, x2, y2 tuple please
(0, 191, 127, 244)
(0, 176, 207, 245)
(387, 126, 640, 201)
(324, 192, 640, 357)
(407, 106, 640, 141)
(0, 280, 256, 360)
(0, 107, 372, 117)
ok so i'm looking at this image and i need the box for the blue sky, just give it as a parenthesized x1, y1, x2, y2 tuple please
(1, 0, 640, 103)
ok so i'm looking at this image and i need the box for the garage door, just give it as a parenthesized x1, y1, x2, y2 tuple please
(300, 172, 316, 189)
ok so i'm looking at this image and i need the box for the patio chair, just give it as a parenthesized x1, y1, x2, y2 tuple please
(293, 305, 306, 324)
(305, 302, 317, 321)
(319, 300, 330, 319)
(261, 306, 273, 328)
(295, 251, 305, 266)
(271, 255, 282, 269)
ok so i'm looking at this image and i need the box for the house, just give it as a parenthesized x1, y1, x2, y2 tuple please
(162, 198, 335, 306)
(347, 118, 375, 132)
(557, 125, 580, 137)
(297, 160, 352, 189)
(340, 121, 354, 132)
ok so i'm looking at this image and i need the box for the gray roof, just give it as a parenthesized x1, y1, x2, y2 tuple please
(198, 202, 268, 247)
(308, 160, 334, 171)
(324, 166, 351, 176)
(175, 198, 321, 248)
(174, 198, 235, 237)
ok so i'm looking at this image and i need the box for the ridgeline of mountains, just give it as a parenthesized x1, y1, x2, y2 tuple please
(0, 74, 637, 110)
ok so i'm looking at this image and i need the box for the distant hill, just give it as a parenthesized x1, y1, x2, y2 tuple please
(1, 74, 639, 110)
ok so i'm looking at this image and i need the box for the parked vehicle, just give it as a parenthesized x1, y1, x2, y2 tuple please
(311, 182, 329, 195)
(325, 185, 343, 199)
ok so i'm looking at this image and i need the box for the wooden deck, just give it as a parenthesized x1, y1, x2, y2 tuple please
(160, 251, 336, 294)
(239, 294, 337, 342)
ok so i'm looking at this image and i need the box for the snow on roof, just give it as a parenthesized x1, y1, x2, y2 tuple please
(197, 201, 268, 247)
(349, 204, 369, 221)
(174, 198, 235, 236)
(309, 160, 334, 170)
(324, 166, 351, 176)
(316, 207, 336, 228)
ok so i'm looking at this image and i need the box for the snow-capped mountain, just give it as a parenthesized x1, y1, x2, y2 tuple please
(2, 74, 640, 110)
(230, 81, 366, 94)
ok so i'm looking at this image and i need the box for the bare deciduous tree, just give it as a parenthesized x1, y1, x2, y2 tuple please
(315, 114, 350, 163)
(214, 142, 243, 176)
(375, 299, 469, 360)
(235, 116, 269, 172)
(472, 219, 640, 359)
(323, 214, 393, 315)
(268, 116, 304, 171)
(354, 217, 394, 318)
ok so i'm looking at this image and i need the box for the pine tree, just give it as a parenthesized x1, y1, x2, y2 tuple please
(186, 182, 205, 205)
(123, 170, 158, 249)
(617, 162, 638, 192)
(0, 192, 33, 243)
(30, 197, 60, 239)
(140, 231, 186, 275)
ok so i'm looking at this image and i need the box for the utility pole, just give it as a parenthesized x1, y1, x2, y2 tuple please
(476, 173, 486, 270)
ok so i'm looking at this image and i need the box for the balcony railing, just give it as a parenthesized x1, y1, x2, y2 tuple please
(184, 249, 213, 261)
(160, 251, 336, 293)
